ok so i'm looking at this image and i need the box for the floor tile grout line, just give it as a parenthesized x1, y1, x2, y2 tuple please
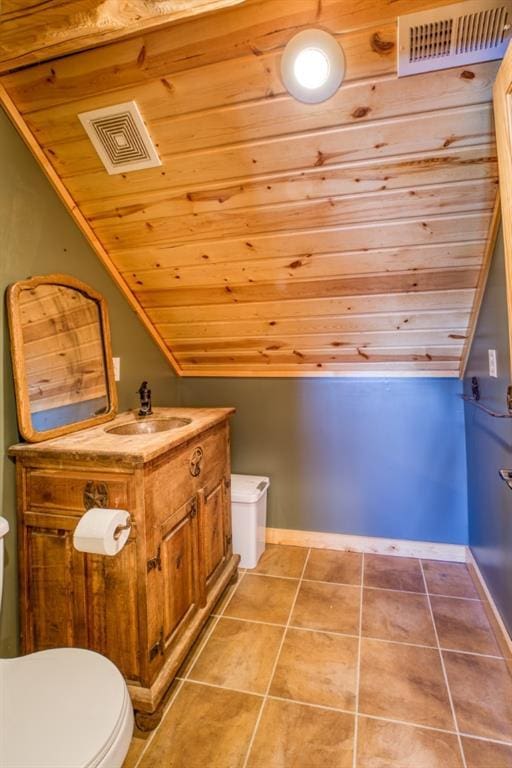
(207, 613, 505, 660)
(132, 677, 186, 768)
(185, 677, 265, 698)
(352, 552, 365, 768)
(241, 548, 312, 768)
(458, 732, 512, 747)
(133, 571, 247, 768)
(183, 613, 223, 679)
(169, 677, 512, 749)
(419, 559, 468, 768)
(185, 571, 246, 679)
(130, 552, 497, 767)
(245, 570, 484, 600)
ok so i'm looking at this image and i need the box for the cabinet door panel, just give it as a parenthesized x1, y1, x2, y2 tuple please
(26, 526, 87, 651)
(86, 539, 141, 683)
(200, 479, 230, 592)
(145, 423, 229, 526)
(160, 498, 201, 649)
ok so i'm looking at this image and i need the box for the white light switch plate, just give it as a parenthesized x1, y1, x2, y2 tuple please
(113, 357, 121, 381)
(488, 349, 498, 378)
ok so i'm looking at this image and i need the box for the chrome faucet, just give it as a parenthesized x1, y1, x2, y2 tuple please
(137, 381, 153, 417)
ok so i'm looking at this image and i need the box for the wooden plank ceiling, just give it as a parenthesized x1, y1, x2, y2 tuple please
(0, 0, 245, 72)
(0, 0, 501, 377)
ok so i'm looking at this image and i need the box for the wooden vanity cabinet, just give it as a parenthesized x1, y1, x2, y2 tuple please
(10, 410, 238, 727)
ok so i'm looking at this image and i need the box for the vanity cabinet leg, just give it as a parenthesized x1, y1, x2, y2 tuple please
(134, 708, 164, 732)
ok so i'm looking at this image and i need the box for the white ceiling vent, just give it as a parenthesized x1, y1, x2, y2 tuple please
(78, 101, 161, 175)
(398, 0, 511, 76)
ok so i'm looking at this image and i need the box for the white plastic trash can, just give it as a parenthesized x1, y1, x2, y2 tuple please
(231, 474, 270, 569)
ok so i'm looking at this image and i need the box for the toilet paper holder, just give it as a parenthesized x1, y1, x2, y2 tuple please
(114, 520, 132, 540)
(73, 508, 133, 556)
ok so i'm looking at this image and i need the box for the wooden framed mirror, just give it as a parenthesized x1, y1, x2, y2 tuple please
(6, 274, 118, 442)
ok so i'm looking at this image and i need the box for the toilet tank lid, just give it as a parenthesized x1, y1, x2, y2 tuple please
(231, 474, 270, 503)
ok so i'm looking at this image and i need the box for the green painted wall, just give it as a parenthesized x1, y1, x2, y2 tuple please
(0, 108, 178, 656)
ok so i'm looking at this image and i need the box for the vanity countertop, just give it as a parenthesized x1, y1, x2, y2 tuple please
(8, 407, 235, 466)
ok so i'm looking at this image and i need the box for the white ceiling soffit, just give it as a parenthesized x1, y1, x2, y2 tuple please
(78, 101, 161, 175)
(398, 0, 512, 76)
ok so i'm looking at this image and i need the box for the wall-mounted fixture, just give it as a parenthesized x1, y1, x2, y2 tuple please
(460, 376, 512, 418)
(78, 101, 161, 175)
(398, 0, 511, 77)
(280, 29, 345, 104)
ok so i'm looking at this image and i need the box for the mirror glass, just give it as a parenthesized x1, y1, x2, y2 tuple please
(8, 276, 117, 442)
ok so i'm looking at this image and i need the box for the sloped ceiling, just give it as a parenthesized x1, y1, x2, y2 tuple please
(0, 0, 501, 377)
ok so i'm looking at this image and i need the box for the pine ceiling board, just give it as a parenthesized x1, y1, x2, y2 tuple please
(96, 179, 495, 250)
(7, 22, 397, 120)
(0, 0, 499, 376)
(146, 291, 476, 324)
(123, 243, 485, 291)
(136, 269, 479, 309)
(0, 0, 459, 108)
(157, 311, 473, 339)
(143, 63, 498, 155)
(83, 147, 498, 223)
(170, 330, 468, 352)
(176, 348, 463, 365)
(112, 213, 493, 270)
(56, 105, 495, 200)
(0, 0, 246, 73)
(26, 62, 497, 156)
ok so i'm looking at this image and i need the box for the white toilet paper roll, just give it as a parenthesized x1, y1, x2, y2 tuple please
(73, 508, 131, 556)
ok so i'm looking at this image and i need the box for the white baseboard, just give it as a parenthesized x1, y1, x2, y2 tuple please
(466, 547, 512, 656)
(265, 527, 466, 562)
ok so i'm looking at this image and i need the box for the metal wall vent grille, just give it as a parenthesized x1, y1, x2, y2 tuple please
(78, 101, 161, 175)
(399, 0, 511, 76)
(410, 19, 453, 62)
(456, 5, 508, 53)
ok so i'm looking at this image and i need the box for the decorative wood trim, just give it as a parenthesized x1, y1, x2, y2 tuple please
(265, 527, 467, 562)
(0, 0, 245, 75)
(182, 369, 460, 378)
(0, 84, 183, 377)
(466, 547, 512, 658)
(6, 272, 119, 442)
(494, 42, 512, 387)
(459, 192, 501, 378)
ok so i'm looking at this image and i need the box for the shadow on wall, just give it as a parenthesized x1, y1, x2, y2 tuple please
(176, 376, 468, 546)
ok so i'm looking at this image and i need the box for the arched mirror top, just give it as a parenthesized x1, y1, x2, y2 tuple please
(7, 274, 118, 442)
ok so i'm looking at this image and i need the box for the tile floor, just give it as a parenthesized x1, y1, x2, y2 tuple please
(123, 546, 512, 768)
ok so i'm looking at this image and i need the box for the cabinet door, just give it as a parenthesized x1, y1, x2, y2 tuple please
(158, 497, 201, 654)
(85, 538, 141, 683)
(23, 519, 142, 681)
(24, 524, 88, 652)
(199, 477, 231, 593)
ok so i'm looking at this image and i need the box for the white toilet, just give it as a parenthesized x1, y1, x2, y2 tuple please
(0, 516, 134, 768)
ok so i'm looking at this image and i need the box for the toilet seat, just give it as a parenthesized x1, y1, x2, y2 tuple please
(1, 647, 133, 768)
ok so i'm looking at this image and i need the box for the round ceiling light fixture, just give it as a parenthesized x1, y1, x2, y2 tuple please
(281, 29, 345, 104)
